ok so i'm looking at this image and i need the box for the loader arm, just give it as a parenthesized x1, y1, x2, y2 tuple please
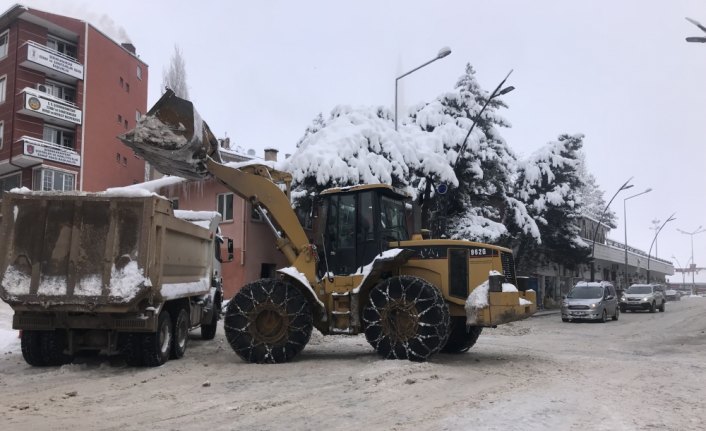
(119, 89, 317, 285)
(205, 158, 317, 282)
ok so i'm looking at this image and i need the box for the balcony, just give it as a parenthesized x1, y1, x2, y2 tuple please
(18, 88, 82, 126)
(19, 41, 84, 82)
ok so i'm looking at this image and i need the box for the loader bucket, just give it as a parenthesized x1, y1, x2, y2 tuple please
(119, 89, 222, 180)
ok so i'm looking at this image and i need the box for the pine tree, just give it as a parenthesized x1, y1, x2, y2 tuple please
(409, 64, 536, 243)
(162, 45, 189, 100)
(514, 134, 590, 271)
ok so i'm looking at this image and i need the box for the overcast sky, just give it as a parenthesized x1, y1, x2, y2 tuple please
(17, 0, 706, 282)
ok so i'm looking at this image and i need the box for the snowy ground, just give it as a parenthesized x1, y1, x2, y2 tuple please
(1, 298, 705, 430)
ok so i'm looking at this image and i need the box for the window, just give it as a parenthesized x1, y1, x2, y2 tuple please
(119, 77, 124, 88)
(0, 30, 8, 59)
(136, 65, 142, 80)
(0, 75, 5, 104)
(118, 114, 122, 123)
(43, 80, 76, 104)
(171, 198, 179, 210)
(43, 125, 75, 149)
(135, 110, 141, 122)
(217, 193, 234, 222)
(125, 83, 130, 93)
(124, 119, 128, 129)
(33, 168, 75, 192)
(0, 173, 20, 198)
(0, 121, 3, 149)
(47, 35, 77, 59)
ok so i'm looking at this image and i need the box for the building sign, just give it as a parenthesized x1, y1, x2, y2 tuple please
(27, 43, 84, 80)
(24, 91, 82, 125)
(23, 138, 81, 167)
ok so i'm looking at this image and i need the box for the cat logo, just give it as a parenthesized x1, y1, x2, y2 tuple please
(28, 97, 41, 110)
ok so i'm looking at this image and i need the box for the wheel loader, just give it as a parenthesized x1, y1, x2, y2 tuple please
(119, 89, 536, 364)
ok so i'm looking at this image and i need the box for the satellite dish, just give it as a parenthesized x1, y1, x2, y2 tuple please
(436, 183, 448, 195)
(247, 149, 256, 156)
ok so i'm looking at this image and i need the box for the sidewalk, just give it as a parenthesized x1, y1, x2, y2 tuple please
(532, 308, 560, 317)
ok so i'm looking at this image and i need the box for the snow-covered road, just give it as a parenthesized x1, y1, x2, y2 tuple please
(1, 298, 705, 430)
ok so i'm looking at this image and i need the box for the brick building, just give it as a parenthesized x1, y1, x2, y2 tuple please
(0, 4, 148, 195)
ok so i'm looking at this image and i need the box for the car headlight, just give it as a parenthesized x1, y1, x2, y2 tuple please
(641, 297, 649, 302)
(620, 296, 627, 302)
(589, 303, 598, 308)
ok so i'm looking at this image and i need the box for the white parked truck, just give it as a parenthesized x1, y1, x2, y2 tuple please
(0, 191, 233, 367)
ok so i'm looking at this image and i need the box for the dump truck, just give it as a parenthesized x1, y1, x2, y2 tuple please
(116, 89, 537, 364)
(0, 191, 234, 367)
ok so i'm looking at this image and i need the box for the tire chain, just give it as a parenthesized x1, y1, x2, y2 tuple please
(363, 276, 449, 361)
(224, 279, 312, 364)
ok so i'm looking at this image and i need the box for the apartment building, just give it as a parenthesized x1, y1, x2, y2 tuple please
(0, 4, 148, 196)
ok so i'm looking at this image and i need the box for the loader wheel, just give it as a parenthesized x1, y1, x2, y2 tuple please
(21, 331, 46, 366)
(441, 317, 483, 353)
(41, 330, 74, 366)
(201, 296, 221, 340)
(363, 276, 450, 362)
(224, 278, 313, 364)
(142, 310, 172, 367)
(171, 309, 189, 359)
(120, 332, 143, 366)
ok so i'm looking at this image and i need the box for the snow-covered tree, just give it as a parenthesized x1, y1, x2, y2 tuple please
(576, 153, 617, 229)
(514, 134, 590, 271)
(162, 44, 189, 99)
(280, 105, 457, 219)
(409, 64, 537, 243)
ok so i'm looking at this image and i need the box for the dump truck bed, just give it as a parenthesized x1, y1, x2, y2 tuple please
(0, 192, 216, 313)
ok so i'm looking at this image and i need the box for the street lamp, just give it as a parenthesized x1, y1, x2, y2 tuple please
(623, 188, 652, 288)
(395, 46, 452, 131)
(647, 213, 676, 283)
(453, 69, 515, 171)
(677, 226, 706, 292)
(685, 17, 706, 43)
(671, 255, 688, 291)
(590, 177, 633, 281)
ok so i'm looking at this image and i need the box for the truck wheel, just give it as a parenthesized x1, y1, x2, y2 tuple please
(143, 310, 172, 367)
(201, 296, 221, 340)
(613, 307, 620, 321)
(120, 333, 143, 366)
(21, 331, 46, 366)
(41, 330, 74, 366)
(363, 276, 449, 362)
(224, 279, 313, 364)
(441, 317, 482, 353)
(171, 309, 189, 359)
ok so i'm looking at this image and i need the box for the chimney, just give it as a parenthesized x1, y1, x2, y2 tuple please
(264, 148, 278, 162)
(121, 43, 136, 54)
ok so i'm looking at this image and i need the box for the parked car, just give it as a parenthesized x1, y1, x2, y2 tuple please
(620, 284, 666, 312)
(561, 281, 620, 323)
(665, 289, 681, 301)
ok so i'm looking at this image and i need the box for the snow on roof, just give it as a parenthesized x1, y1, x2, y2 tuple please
(103, 176, 187, 197)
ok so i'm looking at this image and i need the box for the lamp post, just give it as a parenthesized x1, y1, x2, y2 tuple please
(677, 226, 706, 293)
(647, 213, 676, 283)
(452, 69, 515, 171)
(395, 46, 452, 131)
(671, 255, 688, 291)
(623, 188, 652, 289)
(590, 177, 633, 281)
(685, 17, 706, 43)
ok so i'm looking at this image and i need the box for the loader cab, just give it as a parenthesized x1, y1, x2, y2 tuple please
(314, 185, 409, 275)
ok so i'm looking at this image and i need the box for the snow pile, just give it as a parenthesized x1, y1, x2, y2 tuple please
(352, 248, 406, 293)
(75, 274, 102, 296)
(465, 279, 490, 326)
(161, 277, 209, 300)
(502, 283, 519, 292)
(109, 261, 150, 300)
(103, 176, 186, 197)
(1, 266, 32, 296)
(37, 275, 68, 296)
(128, 116, 188, 150)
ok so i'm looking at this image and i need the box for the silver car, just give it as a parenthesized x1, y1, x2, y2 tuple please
(561, 282, 620, 323)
